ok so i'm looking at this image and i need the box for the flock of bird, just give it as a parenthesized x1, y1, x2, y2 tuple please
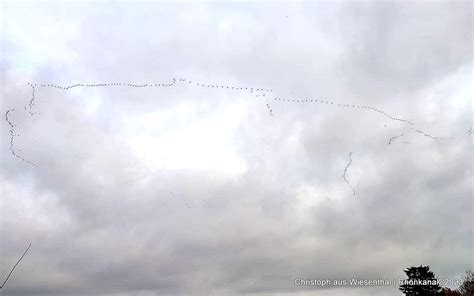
(265, 103, 274, 116)
(411, 127, 455, 140)
(170, 191, 206, 208)
(26, 82, 40, 116)
(388, 133, 405, 145)
(5, 109, 38, 167)
(0, 77, 468, 283)
(32, 77, 460, 143)
(0, 243, 31, 290)
(4, 76, 463, 169)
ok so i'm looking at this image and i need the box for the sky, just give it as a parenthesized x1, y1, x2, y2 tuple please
(0, 1, 472, 295)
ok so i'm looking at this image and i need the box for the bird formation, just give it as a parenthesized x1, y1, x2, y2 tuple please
(467, 127, 473, 136)
(410, 127, 455, 141)
(266, 103, 273, 116)
(37, 78, 177, 90)
(273, 96, 417, 126)
(170, 191, 204, 208)
(24, 77, 459, 139)
(25, 82, 39, 116)
(267, 95, 457, 142)
(388, 133, 405, 145)
(342, 152, 356, 196)
(4, 109, 38, 167)
(31, 76, 427, 131)
(0, 243, 31, 289)
(35, 77, 272, 93)
(4, 77, 460, 166)
(387, 127, 455, 146)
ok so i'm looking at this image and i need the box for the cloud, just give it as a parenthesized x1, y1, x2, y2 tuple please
(1, 1, 472, 295)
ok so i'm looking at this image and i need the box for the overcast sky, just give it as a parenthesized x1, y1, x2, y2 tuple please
(0, 1, 472, 295)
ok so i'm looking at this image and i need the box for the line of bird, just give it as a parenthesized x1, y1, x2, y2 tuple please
(4, 109, 38, 167)
(31, 77, 272, 94)
(410, 127, 455, 141)
(342, 152, 356, 196)
(266, 103, 273, 116)
(26, 83, 39, 116)
(388, 133, 405, 145)
(25, 77, 272, 111)
(31, 77, 458, 141)
(386, 126, 455, 146)
(170, 191, 206, 208)
(5, 77, 461, 167)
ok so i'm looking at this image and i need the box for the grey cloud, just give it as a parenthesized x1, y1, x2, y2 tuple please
(1, 1, 472, 296)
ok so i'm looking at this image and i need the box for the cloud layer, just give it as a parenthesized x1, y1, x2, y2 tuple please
(1, 1, 472, 295)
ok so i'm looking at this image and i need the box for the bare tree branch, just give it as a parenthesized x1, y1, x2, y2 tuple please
(0, 243, 31, 289)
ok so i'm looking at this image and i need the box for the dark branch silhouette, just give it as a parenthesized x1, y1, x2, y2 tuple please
(388, 133, 405, 145)
(343, 152, 356, 196)
(0, 243, 31, 289)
